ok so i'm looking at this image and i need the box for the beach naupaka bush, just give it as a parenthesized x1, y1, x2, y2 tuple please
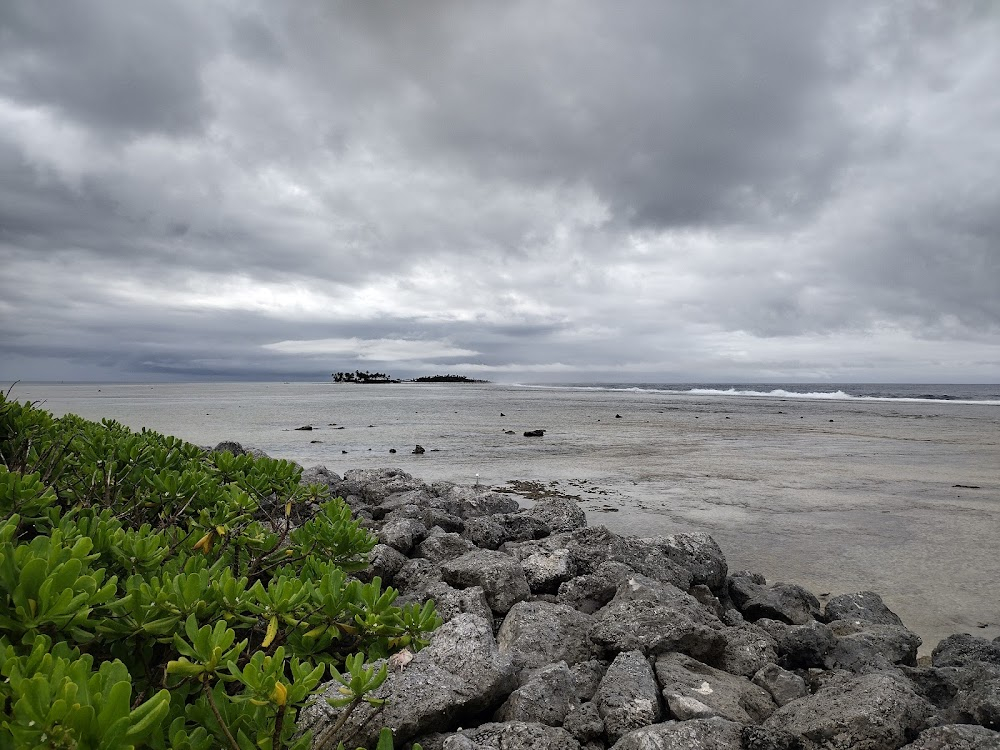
(0, 391, 440, 749)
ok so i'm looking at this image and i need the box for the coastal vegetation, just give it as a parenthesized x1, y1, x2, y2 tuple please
(331, 371, 487, 384)
(331, 371, 399, 383)
(408, 375, 488, 383)
(0, 390, 439, 749)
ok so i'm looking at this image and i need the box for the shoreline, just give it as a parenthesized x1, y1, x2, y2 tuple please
(11, 381, 999, 657)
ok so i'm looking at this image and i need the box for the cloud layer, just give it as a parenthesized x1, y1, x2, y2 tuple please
(2, 1, 998, 382)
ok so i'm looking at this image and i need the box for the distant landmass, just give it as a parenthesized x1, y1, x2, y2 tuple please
(331, 370, 488, 384)
(409, 374, 489, 383)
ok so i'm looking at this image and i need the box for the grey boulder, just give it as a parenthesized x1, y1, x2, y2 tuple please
(901, 724, 1000, 749)
(762, 672, 932, 750)
(654, 651, 776, 724)
(563, 702, 605, 743)
(431, 484, 521, 518)
(595, 650, 664, 744)
(589, 576, 725, 661)
(497, 601, 595, 674)
(443, 722, 580, 750)
(358, 543, 408, 585)
(523, 498, 588, 533)
(377, 517, 429, 554)
(727, 577, 822, 626)
(608, 717, 744, 750)
(495, 661, 579, 726)
(521, 548, 577, 594)
(823, 591, 905, 627)
(421, 582, 494, 629)
(932, 633, 1000, 668)
(441, 549, 531, 615)
(340, 468, 428, 504)
(717, 622, 779, 677)
(305, 614, 516, 749)
(825, 620, 921, 672)
(414, 531, 475, 563)
(557, 561, 636, 614)
(751, 663, 808, 707)
(646, 532, 728, 591)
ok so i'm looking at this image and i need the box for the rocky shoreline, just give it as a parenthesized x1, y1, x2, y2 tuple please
(268, 459, 1000, 749)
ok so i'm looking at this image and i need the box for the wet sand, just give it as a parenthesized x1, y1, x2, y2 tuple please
(14, 381, 1000, 653)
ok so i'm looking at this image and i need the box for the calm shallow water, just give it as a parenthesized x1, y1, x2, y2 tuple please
(12, 381, 1000, 653)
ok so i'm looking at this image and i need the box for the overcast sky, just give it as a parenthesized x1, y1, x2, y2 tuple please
(1, 1, 998, 384)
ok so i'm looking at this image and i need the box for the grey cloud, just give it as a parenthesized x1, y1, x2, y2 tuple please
(0, 0, 214, 137)
(0, 1, 998, 383)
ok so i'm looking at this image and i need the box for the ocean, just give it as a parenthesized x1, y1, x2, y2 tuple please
(9, 380, 1000, 654)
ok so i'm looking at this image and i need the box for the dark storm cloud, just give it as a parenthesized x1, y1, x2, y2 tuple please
(0, 0, 213, 136)
(0, 0, 998, 383)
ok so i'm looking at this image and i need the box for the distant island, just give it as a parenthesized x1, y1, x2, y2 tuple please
(409, 374, 489, 383)
(331, 370, 488, 384)
(332, 371, 399, 383)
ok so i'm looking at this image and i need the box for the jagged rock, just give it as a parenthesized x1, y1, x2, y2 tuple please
(761, 672, 932, 750)
(524, 498, 588, 533)
(608, 717, 744, 750)
(595, 650, 664, 743)
(563, 701, 605, 743)
(752, 663, 809, 707)
(717, 622, 779, 677)
(490, 512, 552, 543)
(901, 724, 1000, 749)
(654, 651, 776, 724)
(932, 633, 1000, 668)
(212, 440, 249, 456)
(414, 532, 476, 563)
(524, 429, 546, 437)
(691, 584, 726, 618)
(825, 620, 921, 672)
(941, 661, 1000, 729)
(374, 489, 437, 518)
(420, 508, 465, 533)
(497, 601, 595, 674)
(393, 558, 443, 598)
(419, 582, 494, 629)
(557, 561, 636, 613)
(431, 484, 521, 518)
(377, 517, 428, 554)
(561, 528, 694, 591)
(357, 543, 408, 585)
(589, 576, 725, 661)
(441, 549, 530, 615)
(339, 468, 427, 504)
(495, 661, 578, 725)
(444, 722, 580, 749)
(823, 591, 905, 627)
(739, 725, 805, 750)
(463, 516, 508, 549)
(379, 504, 425, 524)
(299, 464, 342, 489)
(570, 659, 609, 701)
(304, 615, 516, 749)
(727, 578, 821, 625)
(647, 532, 728, 591)
(521, 548, 577, 594)
(775, 620, 836, 669)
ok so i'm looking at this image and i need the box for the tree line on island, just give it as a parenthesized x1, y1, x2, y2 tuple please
(331, 370, 488, 383)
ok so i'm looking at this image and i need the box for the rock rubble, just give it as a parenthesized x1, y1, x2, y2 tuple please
(295, 466, 1000, 750)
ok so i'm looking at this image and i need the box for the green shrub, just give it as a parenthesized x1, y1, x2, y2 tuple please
(0, 392, 440, 749)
